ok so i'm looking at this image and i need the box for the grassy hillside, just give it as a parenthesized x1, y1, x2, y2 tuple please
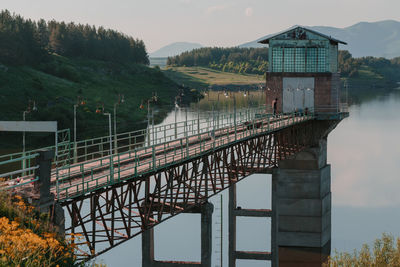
(163, 66, 264, 89)
(0, 55, 180, 150)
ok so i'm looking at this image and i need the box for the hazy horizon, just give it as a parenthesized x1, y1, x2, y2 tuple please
(2, 0, 400, 53)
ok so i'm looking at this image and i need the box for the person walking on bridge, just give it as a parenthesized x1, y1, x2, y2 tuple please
(272, 98, 278, 116)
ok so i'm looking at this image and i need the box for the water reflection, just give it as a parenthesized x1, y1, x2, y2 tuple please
(95, 91, 400, 267)
(194, 90, 266, 111)
(330, 92, 400, 207)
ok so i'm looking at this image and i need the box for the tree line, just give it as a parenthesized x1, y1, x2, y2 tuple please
(167, 47, 269, 75)
(339, 50, 400, 80)
(0, 10, 149, 66)
(167, 46, 400, 81)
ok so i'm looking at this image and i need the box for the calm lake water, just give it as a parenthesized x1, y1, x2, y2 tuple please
(95, 90, 400, 267)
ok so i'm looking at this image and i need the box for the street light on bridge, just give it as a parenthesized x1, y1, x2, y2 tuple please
(140, 92, 158, 146)
(22, 100, 37, 174)
(113, 94, 125, 154)
(73, 96, 86, 163)
(103, 112, 114, 183)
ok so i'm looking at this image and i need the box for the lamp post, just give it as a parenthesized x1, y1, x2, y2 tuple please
(73, 103, 78, 162)
(174, 101, 178, 139)
(224, 93, 237, 139)
(243, 90, 250, 120)
(73, 96, 86, 163)
(147, 99, 151, 146)
(113, 94, 125, 154)
(22, 100, 37, 174)
(140, 94, 156, 146)
(103, 112, 114, 183)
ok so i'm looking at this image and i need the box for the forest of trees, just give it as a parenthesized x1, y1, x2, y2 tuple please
(0, 10, 149, 66)
(167, 47, 269, 75)
(168, 46, 400, 81)
(338, 50, 400, 80)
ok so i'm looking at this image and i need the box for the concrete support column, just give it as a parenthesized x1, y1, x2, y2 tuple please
(32, 149, 65, 235)
(34, 149, 54, 208)
(274, 140, 331, 266)
(142, 202, 213, 267)
(228, 183, 277, 267)
(142, 226, 155, 267)
(228, 185, 236, 267)
(200, 203, 213, 267)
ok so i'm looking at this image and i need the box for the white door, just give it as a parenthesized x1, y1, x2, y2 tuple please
(282, 77, 314, 113)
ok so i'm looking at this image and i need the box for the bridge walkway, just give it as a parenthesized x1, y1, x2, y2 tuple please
(53, 113, 312, 201)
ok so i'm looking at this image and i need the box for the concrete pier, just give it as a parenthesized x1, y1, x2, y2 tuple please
(32, 150, 65, 235)
(228, 183, 278, 267)
(274, 139, 331, 266)
(142, 202, 213, 267)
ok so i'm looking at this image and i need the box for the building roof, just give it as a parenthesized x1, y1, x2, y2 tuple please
(258, 26, 347, 45)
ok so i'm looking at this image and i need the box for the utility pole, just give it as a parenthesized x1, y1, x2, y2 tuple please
(147, 99, 151, 146)
(73, 103, 78, 163)
(22, 100, 37, 174)
(103, 112, 114, 183)
(73, 96, 86, 163)
(113, 94, 124, 154)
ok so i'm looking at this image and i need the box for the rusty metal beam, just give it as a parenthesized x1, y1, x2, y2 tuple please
(63, 121, 317, 260)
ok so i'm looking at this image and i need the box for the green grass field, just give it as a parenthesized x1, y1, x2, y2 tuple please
(163, 66, 264, 89)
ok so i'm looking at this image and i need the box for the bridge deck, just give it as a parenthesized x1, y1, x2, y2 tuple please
(51, 113, 312, 201)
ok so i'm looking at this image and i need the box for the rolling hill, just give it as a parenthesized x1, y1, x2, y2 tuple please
(150, 42, 203, 58)
(239, 20, 400, 59)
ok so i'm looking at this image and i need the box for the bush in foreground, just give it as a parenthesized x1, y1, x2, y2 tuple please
(0, 193, 79, 267)
(325, 233, 400, 267)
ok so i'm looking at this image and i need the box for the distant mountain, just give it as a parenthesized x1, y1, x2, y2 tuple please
(239, 20, 400, 59)
(150, 42, 203, 58)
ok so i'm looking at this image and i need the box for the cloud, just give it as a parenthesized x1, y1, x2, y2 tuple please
(206, 5, 228, 15)
(245, 7, 253, 17)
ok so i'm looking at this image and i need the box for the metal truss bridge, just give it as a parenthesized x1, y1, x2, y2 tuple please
(0, 106, 347, 260)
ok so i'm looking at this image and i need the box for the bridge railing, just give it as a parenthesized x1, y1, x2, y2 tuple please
(312, 103, 349, 114)
(0, 153, 39, 190)
(54, 110, 315, 200)
(0, 106, 266, 186)
(73, 107, 268, 162)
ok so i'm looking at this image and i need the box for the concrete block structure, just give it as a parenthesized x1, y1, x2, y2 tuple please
(272, 123, 339, 266)
(274, 140, 331, 247)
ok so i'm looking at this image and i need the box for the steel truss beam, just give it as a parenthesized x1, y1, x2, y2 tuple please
(63, 121, 315, 260)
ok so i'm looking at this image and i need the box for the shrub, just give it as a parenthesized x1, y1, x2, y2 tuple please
(0, 193, 79, 267)
(325, 233, 400, 267)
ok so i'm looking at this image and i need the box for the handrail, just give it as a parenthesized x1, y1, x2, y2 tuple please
(0, 104, 323, 197)
(53, 111, 315, 200)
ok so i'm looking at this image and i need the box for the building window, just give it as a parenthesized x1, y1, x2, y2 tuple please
(318, 48, 326, 72)
(284, 48, 295, 72)
(306, 48, 317, 72)
(271, 46, 328, 73)
(295, 48, 305, 72)
(272, 47, 283, 72)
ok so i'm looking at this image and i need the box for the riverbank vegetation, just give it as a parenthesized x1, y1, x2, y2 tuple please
(195, 90, 265, 111)
(163, 66, 263, 89)
(0, 192, 78, 266)
(325, 233, 400, 266)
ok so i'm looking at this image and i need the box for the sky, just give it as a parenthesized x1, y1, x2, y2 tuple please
(2, 0, 400, 52)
